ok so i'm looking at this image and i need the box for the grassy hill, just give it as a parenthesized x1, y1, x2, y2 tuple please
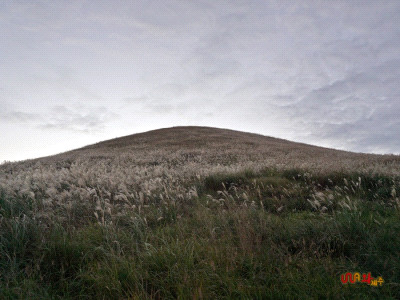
(1, 126, 400, 298)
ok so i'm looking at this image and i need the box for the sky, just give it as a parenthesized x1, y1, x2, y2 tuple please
(1, 0, 400, 162)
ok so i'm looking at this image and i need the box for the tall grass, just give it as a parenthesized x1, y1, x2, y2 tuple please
(1, 167, 400, 299)
(1, 127, 400, 298)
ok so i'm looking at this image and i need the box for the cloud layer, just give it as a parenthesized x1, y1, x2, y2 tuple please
(1, 1, 400, 161)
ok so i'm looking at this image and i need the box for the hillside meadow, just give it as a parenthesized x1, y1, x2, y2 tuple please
(1, 127, 400, 299)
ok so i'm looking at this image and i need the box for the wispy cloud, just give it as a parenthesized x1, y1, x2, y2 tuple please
(0, 111, 42, 123)
(283, 60, 400, 152)
(38, 105, 118, 133)
(1, 0, 400, 160)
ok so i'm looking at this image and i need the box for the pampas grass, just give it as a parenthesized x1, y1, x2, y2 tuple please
(1, 127, 399, 298)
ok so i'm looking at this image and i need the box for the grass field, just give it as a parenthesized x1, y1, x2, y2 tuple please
(1, 127, 399, 299)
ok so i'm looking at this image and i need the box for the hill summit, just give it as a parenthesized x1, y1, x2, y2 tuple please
(1, 126, 399, 175)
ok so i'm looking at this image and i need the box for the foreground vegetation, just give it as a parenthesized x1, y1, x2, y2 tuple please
(1, 128, 400, 298)
(1, 167, 400, 299)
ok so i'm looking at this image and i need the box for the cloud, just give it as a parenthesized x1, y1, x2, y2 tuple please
(123, 96, 150, 104)
(0, 111, 42, 123)
(0, 102, 116, 134)
(122, 95, 187, 115)
(286, 60, 400, 153)
(2, 0, 400, 158)
(38, 105, 117, 133)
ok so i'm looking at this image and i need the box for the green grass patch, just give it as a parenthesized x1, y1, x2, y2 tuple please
(1, 169, 400, 298)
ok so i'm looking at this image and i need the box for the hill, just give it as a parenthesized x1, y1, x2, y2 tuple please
(2, 126, 400, 174)
(0, 126, 400, 298)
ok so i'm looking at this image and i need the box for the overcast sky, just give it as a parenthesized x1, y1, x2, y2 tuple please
(1, 1, 400, 162)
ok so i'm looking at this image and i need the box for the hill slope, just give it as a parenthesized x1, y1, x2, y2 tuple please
(1, 126, 400, 298)
(2, 126, 399, 174)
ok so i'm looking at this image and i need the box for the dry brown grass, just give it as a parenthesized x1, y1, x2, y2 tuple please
(1, 126, 399, 227)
